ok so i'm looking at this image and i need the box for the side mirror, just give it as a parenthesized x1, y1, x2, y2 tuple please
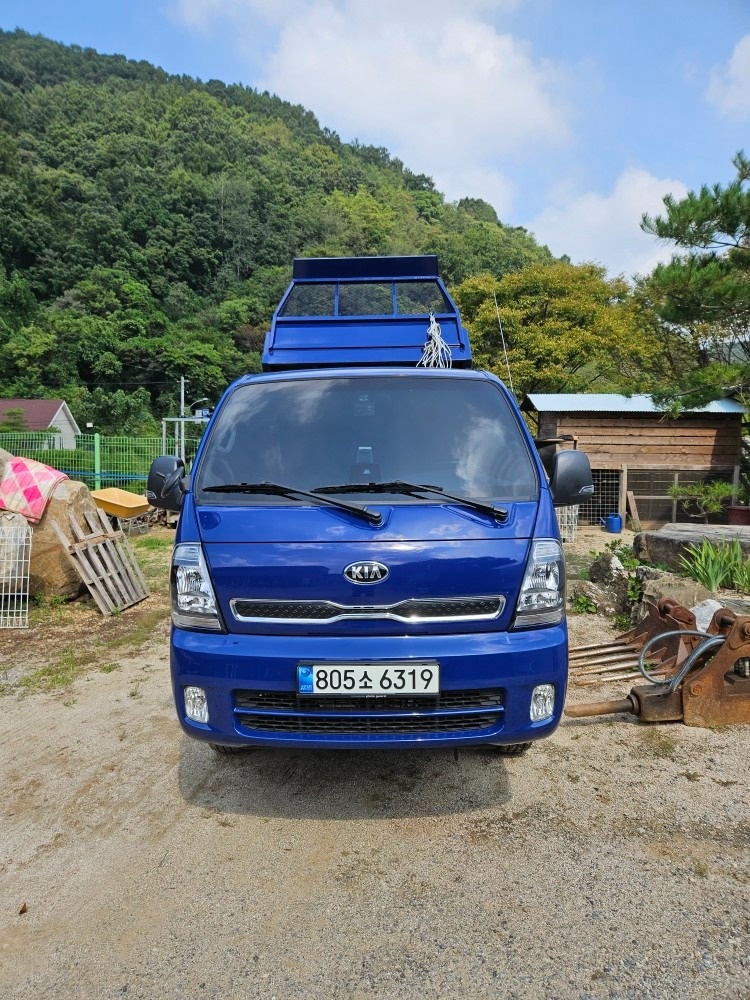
(147, 455, 186, 512)
(549, 450, 594, 508)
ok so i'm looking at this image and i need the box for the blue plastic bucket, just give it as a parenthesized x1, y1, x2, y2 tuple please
(600, 514, 622, 533)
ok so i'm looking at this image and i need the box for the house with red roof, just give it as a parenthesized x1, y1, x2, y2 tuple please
(0, 399, 81, 449)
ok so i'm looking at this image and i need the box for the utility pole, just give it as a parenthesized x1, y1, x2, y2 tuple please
(180, 376, 186, 463)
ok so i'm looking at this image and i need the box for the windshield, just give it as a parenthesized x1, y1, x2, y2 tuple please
(195, 375, 537, 504)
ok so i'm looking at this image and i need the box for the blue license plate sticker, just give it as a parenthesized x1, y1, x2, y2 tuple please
(297, 665, 314, 694)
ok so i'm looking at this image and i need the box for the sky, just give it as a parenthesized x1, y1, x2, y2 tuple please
(1, 0, 748, 280)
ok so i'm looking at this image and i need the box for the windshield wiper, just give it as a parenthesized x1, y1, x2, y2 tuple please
(312, 480, 508, 523)
(202, 481, 382, 526)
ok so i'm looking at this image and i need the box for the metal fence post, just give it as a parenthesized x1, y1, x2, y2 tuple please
(94, 433, 101, 490)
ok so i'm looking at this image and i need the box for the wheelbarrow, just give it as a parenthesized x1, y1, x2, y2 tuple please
(90, 488, 154, 535)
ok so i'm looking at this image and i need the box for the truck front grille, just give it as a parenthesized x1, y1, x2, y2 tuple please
(230, 596, 504, 624)
(236, 713, 499, 735)
(233, 688, 504, 737)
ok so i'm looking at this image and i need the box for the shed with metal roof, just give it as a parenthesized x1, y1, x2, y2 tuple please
(522, 393, 747, 528)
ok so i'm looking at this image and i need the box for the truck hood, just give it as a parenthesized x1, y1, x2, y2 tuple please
(192, 500, 540, 636)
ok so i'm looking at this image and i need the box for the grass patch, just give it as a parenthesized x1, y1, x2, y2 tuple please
(636, 727, 679, 759)
(28, 596, 69, 627)
(103, 607, 169, 651)
(18, 645, 98, 693)
(133, 535, 174, 553)
(32, 593, 66, 609)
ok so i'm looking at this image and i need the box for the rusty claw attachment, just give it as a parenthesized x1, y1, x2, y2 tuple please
(566, 600, 750, 728)
(568, 598, 701, 686)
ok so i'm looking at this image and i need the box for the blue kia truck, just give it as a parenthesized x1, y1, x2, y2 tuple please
(147, 255, 593, 755)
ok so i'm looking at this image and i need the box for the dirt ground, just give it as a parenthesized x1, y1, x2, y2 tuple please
(1, 526, 748, 999)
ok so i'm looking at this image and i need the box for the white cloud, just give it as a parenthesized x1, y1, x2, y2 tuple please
(527, 168, 690, 279)
(435, 165, 516, 217)
(171, 0, 568, 215)
(707, 34, 750, 118)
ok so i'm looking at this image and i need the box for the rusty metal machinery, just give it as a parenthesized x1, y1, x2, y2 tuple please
(568, 598, 708, 686)
(566, 602, 750, 728)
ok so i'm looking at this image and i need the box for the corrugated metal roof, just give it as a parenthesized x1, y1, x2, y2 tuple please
(523, 393, 748, 415)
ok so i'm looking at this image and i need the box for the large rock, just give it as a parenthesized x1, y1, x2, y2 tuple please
(30, 479, 100, 598)
(587, 552, 631, 613)
(691, 599, 725, 631)
(640, 570, 711, 610)
(569, 580, 623, 617)
(633, 523, 750, 573)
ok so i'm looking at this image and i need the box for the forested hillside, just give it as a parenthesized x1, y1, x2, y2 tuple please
(0, 29, 557, 432)
(4, 28, 736, 430)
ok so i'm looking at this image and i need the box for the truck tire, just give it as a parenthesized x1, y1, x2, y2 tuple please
(489, 742, 532, 756)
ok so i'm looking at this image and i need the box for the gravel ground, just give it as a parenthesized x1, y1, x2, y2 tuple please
(1, 528, 749, 999)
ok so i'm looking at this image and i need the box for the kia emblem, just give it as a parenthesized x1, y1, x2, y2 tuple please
(344, 561, 389, 584)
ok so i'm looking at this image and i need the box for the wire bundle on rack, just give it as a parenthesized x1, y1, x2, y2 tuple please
(417, 312, 452, 369)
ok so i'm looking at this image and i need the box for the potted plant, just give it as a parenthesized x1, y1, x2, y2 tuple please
(727, 493, 750, 525)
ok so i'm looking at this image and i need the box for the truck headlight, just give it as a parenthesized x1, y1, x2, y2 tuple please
(171, 543, 223, 631)
(513, 539, 565, 628)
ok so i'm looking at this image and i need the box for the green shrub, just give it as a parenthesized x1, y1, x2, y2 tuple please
(604, 539, 640, 570)
(679, 538, 745, 593)
(730, 552, 750, 594)
(571, 593, 598, 614)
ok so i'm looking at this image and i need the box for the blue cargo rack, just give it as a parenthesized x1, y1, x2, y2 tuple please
(262, 254, 472, 371)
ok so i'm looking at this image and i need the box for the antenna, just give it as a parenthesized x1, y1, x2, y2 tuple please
(493, 292, 514, 394)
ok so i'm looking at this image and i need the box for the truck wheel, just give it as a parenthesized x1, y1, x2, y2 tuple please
(209, 743, 248, 755)
(490, 742, 532, 756)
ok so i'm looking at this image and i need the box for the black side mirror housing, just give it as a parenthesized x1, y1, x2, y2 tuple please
(147, 455, 186, 512)
(549, 450, 594, 508)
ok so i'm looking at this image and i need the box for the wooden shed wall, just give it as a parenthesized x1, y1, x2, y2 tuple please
(537, 412, 741, 470)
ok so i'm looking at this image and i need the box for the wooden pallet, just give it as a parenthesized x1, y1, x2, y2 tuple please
(53, 507, 150, 615)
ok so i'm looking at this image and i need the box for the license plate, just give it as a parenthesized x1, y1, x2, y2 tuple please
(297, 662, 439, 696)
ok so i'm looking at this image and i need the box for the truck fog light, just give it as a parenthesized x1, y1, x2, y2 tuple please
(184, 686, 209, 723)
(530, 683, 555, 722)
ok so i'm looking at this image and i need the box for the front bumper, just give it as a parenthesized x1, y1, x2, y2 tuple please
(170, 625, 568, 750)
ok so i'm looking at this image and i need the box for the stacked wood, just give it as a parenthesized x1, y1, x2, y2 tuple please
(52, 508, 149, 615)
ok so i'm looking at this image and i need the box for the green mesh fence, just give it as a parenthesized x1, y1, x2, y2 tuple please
(0, 432, 179, 492)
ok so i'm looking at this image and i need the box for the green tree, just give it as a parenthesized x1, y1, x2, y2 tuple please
(454, 262, 657, 398)
(641, 151, 750, 406)
(0, 407, 28, 432)
(71, 387, 159, 435)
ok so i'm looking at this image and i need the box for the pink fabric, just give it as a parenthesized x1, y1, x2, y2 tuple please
(0, 458, 68, 524)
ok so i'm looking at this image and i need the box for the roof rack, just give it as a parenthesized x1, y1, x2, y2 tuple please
(262, 255, 472, 371)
